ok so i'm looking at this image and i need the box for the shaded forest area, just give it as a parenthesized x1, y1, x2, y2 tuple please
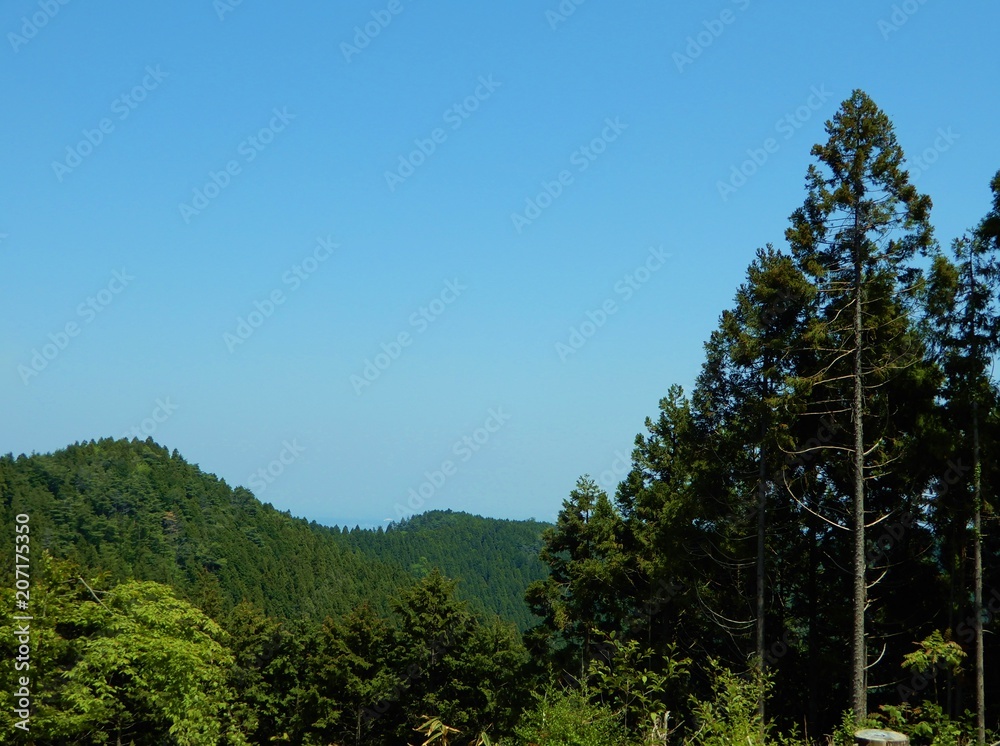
(4, 89, 1000, 745)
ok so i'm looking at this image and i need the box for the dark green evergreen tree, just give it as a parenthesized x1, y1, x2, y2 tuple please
(525, 477, 627, 682)
(691, 245, 816, 726)
(785, 89, 936, 720)
(926, 171, 1000, 741)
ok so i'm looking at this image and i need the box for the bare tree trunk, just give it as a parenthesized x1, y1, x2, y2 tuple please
(973, 397, 985, 745)
(757, 442, 767, 728)
(967, 252, 987, 746)
(852, 253, 868, 722)
(808, 519, 819, 728)
(757, 428, 767, 733)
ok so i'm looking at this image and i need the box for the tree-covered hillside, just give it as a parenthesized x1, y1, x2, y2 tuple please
(339, 510, 550, 629)
(0, 438, 548, 627)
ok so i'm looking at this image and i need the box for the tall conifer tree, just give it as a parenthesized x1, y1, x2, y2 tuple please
(928, 171, 1000, 742)
(785, 89, 934, 719)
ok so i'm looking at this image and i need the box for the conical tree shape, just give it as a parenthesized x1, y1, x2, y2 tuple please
(785, 89, 935, 720)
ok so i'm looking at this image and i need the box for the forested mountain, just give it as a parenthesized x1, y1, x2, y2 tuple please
(0, 438, 548, 626)
(340, 510, 549, 629)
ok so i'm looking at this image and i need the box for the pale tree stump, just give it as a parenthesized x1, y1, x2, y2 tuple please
(855, 728, 909, 746)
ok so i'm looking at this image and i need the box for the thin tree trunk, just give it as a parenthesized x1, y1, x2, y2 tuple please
(968, 250, 986, 746)
(973, 397, 985, 744)
(808, 518, 819, 728)
(757, 357, 772, 734)
(852, 252, 868, 722)
(946, 534, 958, 716)
(757, 428, 767, 733)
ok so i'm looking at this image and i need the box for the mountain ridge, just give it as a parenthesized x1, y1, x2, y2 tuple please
(0, 437, 549, 628)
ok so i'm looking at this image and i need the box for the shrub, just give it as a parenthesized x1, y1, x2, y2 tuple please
(685, 660, 769, 746)
(513, 685, 627, 746)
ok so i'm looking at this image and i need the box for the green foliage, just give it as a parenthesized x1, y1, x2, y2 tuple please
(64, 580, 245, 745)
(312, 603, 398, 746)
(341, 509, 551, 631)
(685, 661, 770, 746)
(414, 716, 465, 745)
(384, 569, 529, 744)
(223, 602, 312, 744)
(0, 440, 550, 631)
(831, 709, 881, 746)
(4, 95, 1000, 746)
(877, 701, 979, 746)
(0, 438, 410, 622)
(0, 553, 245, 745)
(902, 630, 966, 681)
(513, 686, 627, 746)
(525, 477, 633, 680)
(586, 633, 690, 734)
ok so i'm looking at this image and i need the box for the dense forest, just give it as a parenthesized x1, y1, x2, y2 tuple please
(339, 511, 550, 630)
(4, 89, 1000, 745)
(0, 438, 549, 626)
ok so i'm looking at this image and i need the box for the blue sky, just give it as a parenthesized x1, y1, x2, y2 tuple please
(2, 1, 998, 527)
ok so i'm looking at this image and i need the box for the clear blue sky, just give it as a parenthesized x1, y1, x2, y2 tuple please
(3, 1, 998, 527)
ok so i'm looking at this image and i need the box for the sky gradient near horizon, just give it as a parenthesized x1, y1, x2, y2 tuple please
(3, 1, 998, 527)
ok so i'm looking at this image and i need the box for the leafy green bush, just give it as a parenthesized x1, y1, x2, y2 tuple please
(831, 709, 881, 746)
(685, 660, 769, 746)
(586, 633, 690, 736)
(877, 701, 979, 746)
(513, 686, 627, 746)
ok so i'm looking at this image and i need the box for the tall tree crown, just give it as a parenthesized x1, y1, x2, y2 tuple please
(786, 89, 934, 282)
